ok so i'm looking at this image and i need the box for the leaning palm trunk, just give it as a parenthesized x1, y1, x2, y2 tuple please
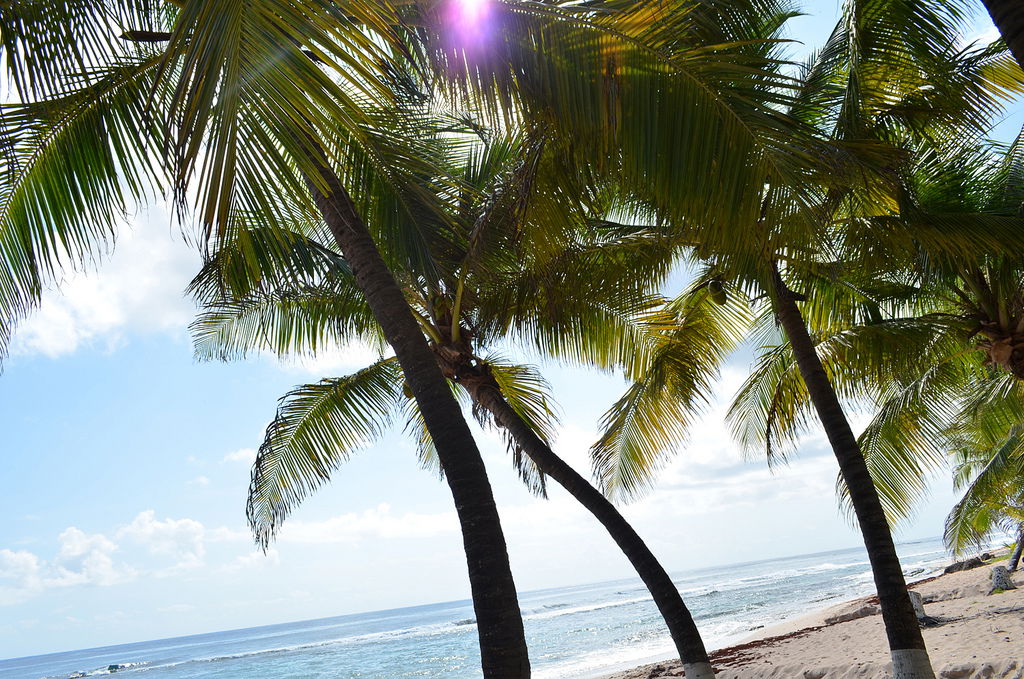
(981, 0, 1024, 69)
(1009, 525, 1024, 572)
(308, 162, 530, 678)
(458, 369, 714, 678)
(769, 267, 934, 679)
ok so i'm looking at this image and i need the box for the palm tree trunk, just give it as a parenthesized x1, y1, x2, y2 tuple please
(462, 372, 714, 679)
(980, 0, 1024, 70)
(769, 266, 934, 679)
(308, 164, 530, 678)
(1009, 525, 1024, 572)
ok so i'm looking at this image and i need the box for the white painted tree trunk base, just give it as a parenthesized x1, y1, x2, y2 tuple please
(890, 649, 936, 679)
(682, 662, 716, 679)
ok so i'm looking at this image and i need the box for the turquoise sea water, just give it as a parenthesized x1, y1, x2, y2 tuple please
(0, 536, 970, 679)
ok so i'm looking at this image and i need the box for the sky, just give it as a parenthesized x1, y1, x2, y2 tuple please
(2, 0, 1023, 662)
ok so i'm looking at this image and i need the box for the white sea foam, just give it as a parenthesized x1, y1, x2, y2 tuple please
(46, 661, 151, 679)
(533, 638, 677, 679)
(523, 595, 653, 621)
(118, 618, 479, 675)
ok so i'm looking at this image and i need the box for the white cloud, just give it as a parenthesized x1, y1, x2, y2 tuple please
(0, 512, 262, 605)
(545, 423, 599, 477)
(49, 528, 128, 588)
(117, 511, 206, 574)
(222, 448, 257, 464)
(0, 528, 133, 604)
(0, 549, 42, 584)
(10, 204, 200, 358)
(0, 549, 44, 604)
(280, 503, 459, 544)
(4, 198, 387, 380)
(221, 548, 280, 573)
(271, 342, 384, 377)
(634, 455, 837, 521)
(962, 25, 1001, 48)
(187, 476, 211, 487)
(207, 526, 251, 543)
(500, 496, 591, 536)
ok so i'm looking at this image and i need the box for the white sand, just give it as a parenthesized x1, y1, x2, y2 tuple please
(599, 560, 1023, 679)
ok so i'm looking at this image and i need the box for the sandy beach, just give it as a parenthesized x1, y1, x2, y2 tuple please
(601, 557, 1023, 679)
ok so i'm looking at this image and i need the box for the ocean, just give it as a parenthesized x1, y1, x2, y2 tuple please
(0, 536, 979, 679)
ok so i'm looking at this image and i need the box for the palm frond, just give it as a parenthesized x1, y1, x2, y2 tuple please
(478, 356, 558, 497)
(247, 357, 403, 548)
(191, 283, 383, 363)
(188, 218, 346, 306)
(836, 359, 969, 525)
(0, 56, 165, 358)
(944, 427, 1024, 554)
(592, 280, 752, 500)
(155, 0, 406, 238)
(729, 316, 970, 463)
(0, 0, 167, 99)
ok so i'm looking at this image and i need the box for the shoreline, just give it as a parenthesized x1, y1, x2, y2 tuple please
(597, 552, 1022, 679)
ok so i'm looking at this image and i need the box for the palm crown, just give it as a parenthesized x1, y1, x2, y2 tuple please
(732, 127, 1024, 553)
(574, 5, 1024, 674)
(191, 112, 749, 672)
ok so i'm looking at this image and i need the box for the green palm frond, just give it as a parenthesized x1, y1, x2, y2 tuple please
(478, 356, 559, 497)
(956, 375, 1024, 444)
(427, 0, 836, 256)
(833, 0, 996, 141)
(0, 56, 165, 358)
(941, 377, 1024, 554)
(841, 213, 1024, 274)
(944, 427, 1024, 554)
(481, 230, 678, 369)
(0, 0, 168, 98)
(482, 356, 559, 444)
(836, 359, 970, 525)
(335, 108, 472, 285)
(247, 357, 403, 548)
(592, 281, 752, 500)
(728, 341, 809, 463)
(188, 221, 348, 304)
(729, 316, 970, 463)
(191, 283, 383, 363)
(155, 0, 407, 237)
(189, 222, 386, 362)
(835, 127, 1024, 282)
(189, 211, 388, 361)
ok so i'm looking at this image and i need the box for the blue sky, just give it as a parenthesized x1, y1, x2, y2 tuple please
(2, 1, 1022, 661)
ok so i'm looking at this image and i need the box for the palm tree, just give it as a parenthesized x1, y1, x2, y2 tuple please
(588, 3, 1023, 675)
(723, 124, 1024, 598)
(726, 80, 1024, 679)
(0, 2, 537, 674)
(945, 420, 1024, 565)
(191, 123, 750, 677)
(727, 127, 1024, 524)
(737, 316, 1024, 565)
